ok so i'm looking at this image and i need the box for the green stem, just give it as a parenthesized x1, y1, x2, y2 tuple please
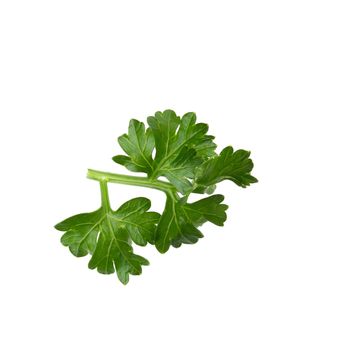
(99, 180, 111, 212)
(87, 169, 176, 194)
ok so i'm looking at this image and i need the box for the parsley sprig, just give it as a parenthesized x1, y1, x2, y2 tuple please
(55, 110, 257, 284)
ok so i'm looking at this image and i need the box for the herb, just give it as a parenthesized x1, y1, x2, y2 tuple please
(55, 110, 258, 284)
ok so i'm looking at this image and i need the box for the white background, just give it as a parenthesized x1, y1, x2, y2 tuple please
(1, 1, 349, 349)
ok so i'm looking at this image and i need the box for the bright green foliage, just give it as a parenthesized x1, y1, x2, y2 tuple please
(114, 110, 217, 194)
(147, 111, 217, 194)
(112, 119, 155, 176)
(56, 209, 103, 257)
(155, 194, 228, 253)
(55, 110, 257, 284)
(195, 146, 258, 188)
(55, 196, 159, 284)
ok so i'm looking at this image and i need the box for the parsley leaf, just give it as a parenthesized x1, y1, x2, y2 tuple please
(195, 146, 258, 188)
(155, 194, 228, 253)
(55, 110, 257, 284)
(55, 209, 103, 257)
(147, 110, 217, 194)
(55, 191, 159, 284)
(88, 222, 149, 285)
(112, 119, 154, 176)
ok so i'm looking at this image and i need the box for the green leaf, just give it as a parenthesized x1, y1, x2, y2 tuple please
(88, 222, 149, 285)
(111, 197, 161, 245)
(113, 119, 154, 176)
(183, 194, 228, 227)
(147, 110, 217, 193)
(155, 194, 228, 253)
(55, 197, 159, 284)
(55, 209, 103, 257)
(195, 146, 258, 188)
(147, 110, 180, 161)
(175, 112, 217, 159)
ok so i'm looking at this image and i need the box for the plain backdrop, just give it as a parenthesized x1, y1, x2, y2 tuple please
(0, 1, 349, 349)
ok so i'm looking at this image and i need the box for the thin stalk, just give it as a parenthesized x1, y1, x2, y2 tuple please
(87, 169, 176, 194)
(99, 180, 111, 212)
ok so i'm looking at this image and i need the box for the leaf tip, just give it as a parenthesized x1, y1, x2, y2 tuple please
(54, 222, 64, 231)
(155, 243, 169, 254)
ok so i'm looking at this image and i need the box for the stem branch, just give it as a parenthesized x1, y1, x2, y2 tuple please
(87, 169, 176, 194)
(99, 180, 111, 212)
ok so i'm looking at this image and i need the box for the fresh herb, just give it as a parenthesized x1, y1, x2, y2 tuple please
(55, 110, 258, 284)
